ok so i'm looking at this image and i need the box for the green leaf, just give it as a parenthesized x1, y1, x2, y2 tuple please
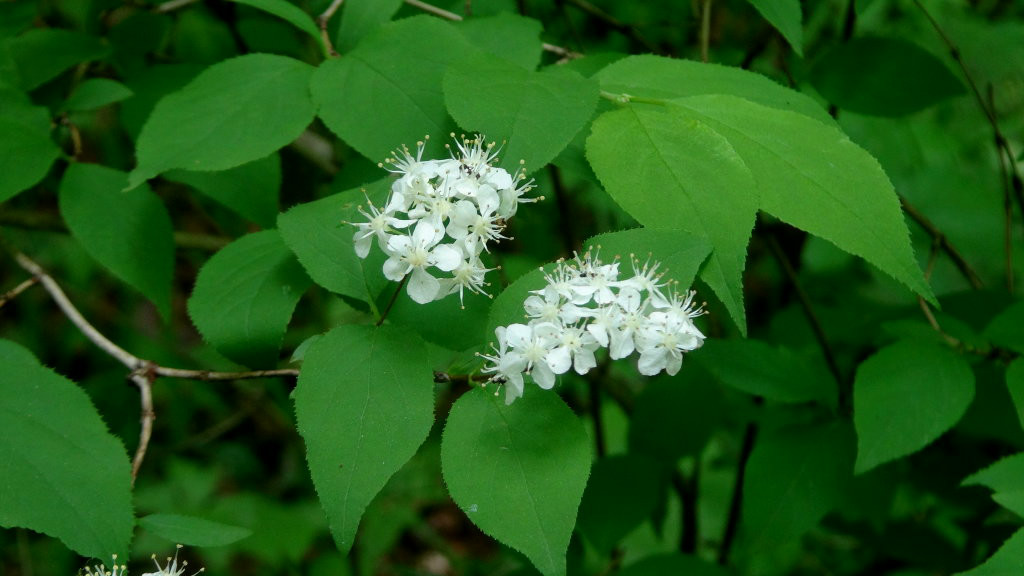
(58, 163, 175, 319)
(277, 179, 391, 304)
(61, 78, 133, 112)
(0, 339, 133, 559)
(595, 54, 832, 124)
(7, 28, 110, 90)
(853, 340, 974, 474)
(485, 263, 555, 339)
(188, 230, 313, 368)
(583, 228, 712, 291)
(671, 95, 935, 305)
(294, 324, 434, 554)
(0, 92, 60, 202)
(739, 421, 855, 553)
(586, 105, 758, 333)
(456, 13, 543, 71)
(128, 54, 316, 188)
(311, 16, 475, 163)
(166, 153, 281, 228)
(227, 0, 321, 44)
(138, 513, 253, 547)
(963, 452, 1024, 493)
(441, 388, 591, 576)
(810, 37, 966, 117)
(745, 0, 803, 56)
(1007, 359, 1024, 431)
(444, 52, 599, 173)
(335, 0, 403, 53)
(617, 553, 732, 576)
(954, 528, 1024, 576)
(985, 301, 1024, 354)
(694, 338, 837, 407)
(629, 374, 724, 463)
(576, 454, 661, 552)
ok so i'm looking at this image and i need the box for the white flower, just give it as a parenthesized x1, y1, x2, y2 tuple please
(504, 323, 559, 390)
(84, 555, 127, 576)
(351, 195, 414, 259)
(547, 323, 600, 375)
(382, 223, 462, 303)
(142, 545, 204, 576)
(438, 252, 492, 308)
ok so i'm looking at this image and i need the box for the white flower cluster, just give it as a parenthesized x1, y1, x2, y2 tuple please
(351, 134, 537, 306)
(81, 546, 203, 576)
(480, 251, 706, 404)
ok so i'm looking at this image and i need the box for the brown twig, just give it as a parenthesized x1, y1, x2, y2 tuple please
(562, 0, 659, 53)
(0, 276, 39, 308)
(699, 0, 712, 63)
(10, 251, 300, 484)
(900, 195, 984, 290)
(376, 275, 408, 326)
(152, 0, 199, 13)
(317, 0, 345, 57)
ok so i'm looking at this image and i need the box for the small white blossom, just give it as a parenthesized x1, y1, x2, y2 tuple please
(84, 555, 127, 576)
(142, 545, 204, 576)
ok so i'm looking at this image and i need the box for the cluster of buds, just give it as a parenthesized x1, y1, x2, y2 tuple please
(351, 134, 537, 306)
(480, 251, 706, 404)
(82, 546, 203, 576)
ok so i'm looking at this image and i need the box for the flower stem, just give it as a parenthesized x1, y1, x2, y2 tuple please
(376, 275, 408, 327)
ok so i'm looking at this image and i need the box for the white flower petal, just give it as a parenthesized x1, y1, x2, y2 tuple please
(431, 244, 463, 272)
(407, 268, 440, 303)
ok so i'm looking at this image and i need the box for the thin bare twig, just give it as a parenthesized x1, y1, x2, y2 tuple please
(0, 276, 39, 308)
(153, 0, 200, 14)
(318, 0, 345, 57)
(10, 251, 300, 484)
(406, 0, 462, 20)
(699, 0, 712, 63)
(562, 0, 659, 53)
(900, 195, 984, 290)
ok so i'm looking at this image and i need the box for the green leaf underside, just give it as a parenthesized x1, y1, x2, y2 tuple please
(671, 95, 935, 305)
(810, 37, 966, 117)
(58, 163, 175, 319)
(0, 96, 60, 202)
(227, 0, 321, 43)
(0, 339, 133, 559)
(586, 105, 757, 334)
(853, 340, 974, 474)
(128, 54, 316, 188)
(455, 13, 544, 71)
(7, 28, 110, 90)
(954, 528, 1024, 576)
(739, 421, 855, 553)
(576, 454, 661, 552)
(745, 0, 803, 56)
(985, 301, 1024, 355)
(139, 513, 253, 547)
(695, 338, 837, 407)
(444, 53, 599, 174)
(594, 54, 832, 124)
(335, 0, 403, 53)
(583, 228, 712, 292)
(311, 16, 475, 163)
(188, 230, 313, 369)
(441, 388, 591, 576)
(166, 153, 281, 228)
(277, 179, 391, 304)
(62, 78, 134, 112)
(294, 324, 434, 554)
(617, 553, 732, 576)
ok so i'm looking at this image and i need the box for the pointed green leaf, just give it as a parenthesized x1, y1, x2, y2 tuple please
(954, 528, 1024, 576)
(444, 53, 599, 173)
(61, 78, 133, 112)
(740, 421, 855, 553)
(0, 339, 133, 559)
(228, 0, 321, 44)
(586, 105, 757, 333)
(294, 324, 434, 554)
(311, 16, 475, 163)
(0, 91, 60, 202)
(576, 454, 661, 553)
(334, 0, 403, 53)
(7, 28, 110, 90)
(854, 340, 974, 474)
(595, 54, 832, 124)
(188, 230, 313, 368)
(58, 163, 174, 318)
(441, 388, 591, 576)
(128, 54, 316, 188)
(671, 95, 935, 304)
(963, 452, 1024, 493)
(277, 179, 391, 304)
(745, 0, 803, 56)
(985, 301, 1024, 355)
(139, 513, 253, 547)
(166, 153, 281, 228)
(583, 228, 712, 291)
(810, 37, 966, 117)
(456, 13, 543, 71)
